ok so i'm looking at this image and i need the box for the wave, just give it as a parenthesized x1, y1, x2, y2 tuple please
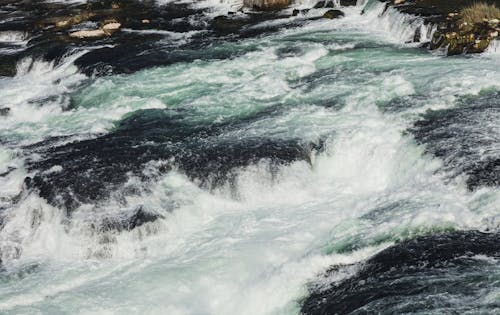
(0, 52, 88, 143)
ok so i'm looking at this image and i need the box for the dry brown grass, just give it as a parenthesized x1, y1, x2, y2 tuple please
(460, 2, 500, 24)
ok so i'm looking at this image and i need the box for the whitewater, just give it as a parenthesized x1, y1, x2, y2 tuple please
(0, 0, 500, 314)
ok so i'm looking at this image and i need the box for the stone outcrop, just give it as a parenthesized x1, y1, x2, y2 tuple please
(69, 29, 107, 39)
(243, 0, 290, 11)
(211, 15, 247, 33)
(430, 18, 500, 55)
(323, 9, 345, 19)
(69, 22, 121, 39)
(302, 231, 500, 315)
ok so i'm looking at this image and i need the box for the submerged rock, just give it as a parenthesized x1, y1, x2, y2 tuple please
(24, 108, 320, 212)
(302, 230, 500, 315)
(0, 108, 10, 116)
(97, 207, 163, 232)
(340, 0, 358, 6)
(211, 15, 247, 33)
(409, 91, 500, 191)
(323, 9, 344, 19)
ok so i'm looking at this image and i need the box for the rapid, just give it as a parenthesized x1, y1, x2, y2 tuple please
(0, 0, 500, 314)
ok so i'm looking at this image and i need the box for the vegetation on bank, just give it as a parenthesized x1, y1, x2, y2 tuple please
(460, 2, 500, 24)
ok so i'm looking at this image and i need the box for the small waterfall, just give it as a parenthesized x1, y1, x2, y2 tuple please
(362, 0, 435, 44)
(418, 23, 437, 43)
(486, 39, 500, 54)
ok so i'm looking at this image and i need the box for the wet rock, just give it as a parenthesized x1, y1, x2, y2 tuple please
(0, 0, 310, 77)
(429, 19, 498, 55)
(102, 22, 121, 30)
(409, 91, 500, 191)
(0, 108, 10, 116)
(314, 1, 335, 8)
(211, 15, 247, 33)
(69, 21, 121, 39)
(471, 38, 491, 52)
(98, 207, 162, 232)
(302, 230, 500, 315)
(243, 0, 290, 11)
(24, 108, 320, 212)
(0, 0, 202, 76)
(0, 167, 16, 178)
(102, 22, 121, 33)
(69, 29, 107, 39)
(292, 9, 311, 16)
(323, 9, 344, 19)
(339, 0, 358, 6)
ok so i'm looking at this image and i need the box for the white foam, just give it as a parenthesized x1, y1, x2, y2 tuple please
(0, 31, 28, 43)
(156, 0, 242, 16)
(357, 0, 429, 44)
(486, 39, 500, 55)
(0, 52, 87, 139)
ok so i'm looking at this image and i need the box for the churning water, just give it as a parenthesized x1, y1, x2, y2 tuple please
(0, 0, 500, 314)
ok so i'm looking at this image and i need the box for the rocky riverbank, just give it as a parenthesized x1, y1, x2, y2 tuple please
(241, 0, 500, 55)
(382, 0, 500, 54)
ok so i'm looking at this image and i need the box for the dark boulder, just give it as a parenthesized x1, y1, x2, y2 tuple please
(292, 9, 310, 16)
(314, 1, 335, 8)
(339, 0, 358, 6)
(302, 230, 500, 315)
(24, 108, 321, 212)
(211, 15, 247, 33)
(409, 91, 500, 191)
(97, 207, 163, 232)
(0, 56, 18, 77)
(323, 9, 345, 19)
(0, 108, 10, 116)
(243, 0, 291, 11)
